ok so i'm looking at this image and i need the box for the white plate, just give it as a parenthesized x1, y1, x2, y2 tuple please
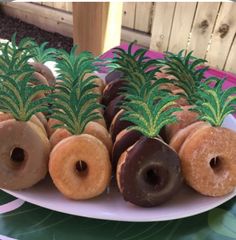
(2, 115, 236, 222)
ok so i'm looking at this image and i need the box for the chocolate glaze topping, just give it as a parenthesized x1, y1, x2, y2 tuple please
(110, 110, 133, 142)
(112, 129, 142, 172)
(102, 79, 125, 106)
(119, 137, 182, 207)
(104, 95, 124, 128)
(105, 70, 124, 84)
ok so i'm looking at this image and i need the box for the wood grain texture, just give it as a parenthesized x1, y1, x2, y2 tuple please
(121, 28, 150, 47)
(73, 2, 122, 56)
(40, 2, 72, 12)
(1, 3, 72, 37)
(122, 2, 136, 29)
(224, 33, 236, 73)
(168, 2, 197, 53)
(188, 3, 220, 58)
(134, 3, 153, 33)
(206, 3, 236, 69)
(150, 2, 176, 52)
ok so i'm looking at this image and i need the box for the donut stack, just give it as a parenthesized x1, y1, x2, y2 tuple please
(48, 46, 112, 200)
(103, 43, 236, 206)
(102, 44, 185, 207)
(0, 36, 52, 190)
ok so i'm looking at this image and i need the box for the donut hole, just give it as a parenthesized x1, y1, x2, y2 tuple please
(10, 147, 26, 166)
(145, 169, 161, 186)
(143, 166, 168, 190)
(210, 157, 222, 173)
(75, 160, 88, 177)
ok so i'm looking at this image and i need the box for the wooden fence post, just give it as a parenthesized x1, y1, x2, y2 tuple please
(73, 2, 123, 56)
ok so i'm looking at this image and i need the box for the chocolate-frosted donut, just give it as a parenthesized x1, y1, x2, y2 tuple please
(112, 129, 142, 172)
(102, 79, 125, 106)
(110, 110, 133, 142)
(104, 95, 124, 128)
(117, 137, 182, 207)
(105, 70, 124, 84)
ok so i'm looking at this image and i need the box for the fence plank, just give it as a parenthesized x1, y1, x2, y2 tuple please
(206, 3, 236, 69)
(168, 2, 197, 53)
(40, 2, 72, 12)
(188, 3, 220, 58)
(150, 2, 176, 52)
(1, 3, 72, 37)
(122, 2, 136, 29)
(224, 34, 236, 73)
(134, 3, 153, 33)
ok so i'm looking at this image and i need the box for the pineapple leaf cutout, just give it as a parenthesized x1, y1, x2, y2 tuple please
(191, 78, 236, 126)
(0, 33, 35, 77)
(161, 50, 209, 104)
(50, 74, 102, 135)
(0, 71, 51, 121)
(109, 42, 161, 83)
(27, 41, 57, 63)
(56, 45, 97, 93)
(121, 83, 182, 138)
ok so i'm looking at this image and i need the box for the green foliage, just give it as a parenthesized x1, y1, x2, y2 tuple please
(0, 33, 35, 77)
(50, 74, 102, 135)
(160, 50, 209, 104)
(121, 83, 181, 138)
(0, 72, 51, 121)
(56, 45, 97, 92)
(109, 42, 160, 82)
(27, 41, 56, 63)
(190, 78, 236, 126)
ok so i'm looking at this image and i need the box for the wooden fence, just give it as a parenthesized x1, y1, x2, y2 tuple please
(1, 2, 236, 74)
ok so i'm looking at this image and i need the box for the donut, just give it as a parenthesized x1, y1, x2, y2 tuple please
(169, 121, 210, 153)
(110, 110, 133, 142)
(49, 134, 111, 200)
(116, 137, 182, 207)
(29, 62, 56, 87)
(0, 119, 50, 190)
(102, 79, 125, 106)
(105, 70, 124, 84)
(112, 129, 142, 171)
(104, 95, 123, 128)
(164, 105, 198, 142)
(179, 126, 236, 196)
(50, 128, 72, 149)
(50, 121, 112, 153)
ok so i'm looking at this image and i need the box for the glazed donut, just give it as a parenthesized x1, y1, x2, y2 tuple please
(164, 105, 198, 142)
(29, 62, 56, 87)
(117, 137, 182, 207)
(49, 134, 111, 200)
(170, 121, 210, 153)
(50, 121, 112, 153)
(50, 128, 71, 149)
(0, 119, 50, 190)
(179, 126, 236, 196)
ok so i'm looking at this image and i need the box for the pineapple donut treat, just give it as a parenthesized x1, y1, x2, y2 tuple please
(178, 80, 236, 197)
(158, 50, 209, 142)
(116, 83, 183, 207)
(49, 50, 111, 200)
(0, 45, 51, 189)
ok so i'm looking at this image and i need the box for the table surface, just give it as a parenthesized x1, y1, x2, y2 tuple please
(0, 44, 236, 240)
